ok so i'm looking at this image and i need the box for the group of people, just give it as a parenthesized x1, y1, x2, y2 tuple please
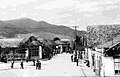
(33, 59, 41, 70)
(10, 59, 41, 70)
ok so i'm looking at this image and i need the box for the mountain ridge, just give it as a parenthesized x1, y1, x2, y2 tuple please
(0, 18, 86, 39)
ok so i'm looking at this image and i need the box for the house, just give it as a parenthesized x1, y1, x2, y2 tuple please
(86, 36, 120, 76)
(0, 36, 44, 62)
(22, 36, 43, 60)
(0, 38, 24, 61)
(86, 47, 103, 76)
(54, 38, 71, 53)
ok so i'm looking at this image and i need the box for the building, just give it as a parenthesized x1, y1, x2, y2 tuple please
(0, 38, 24, 61)
(86, 37, 120, 76)
(54, 38, 71, 53)
(22, 36, 43, 60)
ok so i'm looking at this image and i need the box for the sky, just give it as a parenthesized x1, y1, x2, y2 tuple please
(0, 0, 120, 31)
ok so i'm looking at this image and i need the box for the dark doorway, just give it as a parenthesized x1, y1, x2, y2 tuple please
(63, 47, 66, 52)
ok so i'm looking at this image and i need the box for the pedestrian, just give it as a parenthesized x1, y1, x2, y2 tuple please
(36, 60, 41, 70)
(71, 55, 73, 62)
(38, 61, 41, 70)
(86, 60, 90, 67)
(36, 60, 38, 70)
(33, 59, 35, 66)
(20, 60, 24, 69)
(77, 59, 79, 66)
(11, 59, 14, 68)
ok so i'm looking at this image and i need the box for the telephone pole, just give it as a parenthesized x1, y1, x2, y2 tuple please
(72, 26, 79, 66)
(111, 26, 115, 45)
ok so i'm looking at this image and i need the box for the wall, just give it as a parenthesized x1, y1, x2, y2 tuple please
(87, 48, 92, 67)
(86, 47, 120, 76)
(104, 57, 114, 76)
(39, 46, 42, 59)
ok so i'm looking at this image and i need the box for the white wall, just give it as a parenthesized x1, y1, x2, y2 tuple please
(88, 48, 92, 67)
(39, 46, 42, 59)
(104, 57, 114, 76)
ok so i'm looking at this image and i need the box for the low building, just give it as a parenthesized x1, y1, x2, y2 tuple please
(22, 36, 43, 60)
(0, 38, 24, 61)
(54, 39, 71, 53)
(0, 36, 43, 61)
(86, 39, 120, 76)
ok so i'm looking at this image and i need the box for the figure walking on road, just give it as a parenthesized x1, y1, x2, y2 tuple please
(11, 59, 14, 68)
(20, 60, 24, 69)
(36, 60, 41, 70)
(33, 59, 35, 66)
(71, 55, 73, 62)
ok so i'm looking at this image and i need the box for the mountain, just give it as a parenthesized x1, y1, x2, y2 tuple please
(0, 20, 28, 38)
(87, 24, 120, 47)
(0, 18, 86, 39)
(16, 31, 70, 40)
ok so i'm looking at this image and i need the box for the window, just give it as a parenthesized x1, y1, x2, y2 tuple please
(31, 46, 39, 56)
(114, 58, 120, 75)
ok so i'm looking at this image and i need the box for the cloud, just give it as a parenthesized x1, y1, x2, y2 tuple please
(35, 0, 76, 10)
(75, 0, 120, 13)
(35, 0, 120, 13)
(50, 14, 71, 19)
(11, 8, 17, 11)
(0, 0, 38, 9)
(20, 13, 28, 17)
(114, 15, 120, 24)
(84, 13, 94, 17)
(0, 11, 7, 15)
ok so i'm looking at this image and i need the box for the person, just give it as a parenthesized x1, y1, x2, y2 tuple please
(11, 59, 14, 68)
(71, 55, 73, 62)
(36, 60, 41, 70)
(36, 60, 38, 70)
(20, 60, 24, 69)
(38, 61, 41, 70)
(77, 59, 79, 66)
(86, 60, 90, 67)
(33, 59, 35, 66)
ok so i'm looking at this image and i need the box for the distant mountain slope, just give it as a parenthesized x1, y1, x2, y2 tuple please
(0, 20, 28, 38)
(0, 18, 86, 38)
(16, 31, 70, 40)
(87, 24, 120, 46)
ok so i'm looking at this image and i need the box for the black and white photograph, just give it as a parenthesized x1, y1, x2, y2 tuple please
(0, 0, 120, 77)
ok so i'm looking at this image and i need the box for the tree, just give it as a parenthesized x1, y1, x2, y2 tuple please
(53, 37, 60, 41)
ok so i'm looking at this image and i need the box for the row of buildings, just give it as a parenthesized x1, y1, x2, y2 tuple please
(0, 36, 71, 62)
(83, 35, 120, 76)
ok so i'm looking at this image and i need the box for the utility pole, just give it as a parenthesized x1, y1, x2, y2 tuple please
(112, 26, 115, 45)
(72, 26, 79, 66)
(85, 22, 89, 59)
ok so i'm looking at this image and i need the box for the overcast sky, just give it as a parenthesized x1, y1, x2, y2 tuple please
(0, 0, 120, 31)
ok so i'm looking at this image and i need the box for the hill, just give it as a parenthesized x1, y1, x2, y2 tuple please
(87, 24, 120, 47)
(16, 31, 70, 40)
(0, 18, 86, 39)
